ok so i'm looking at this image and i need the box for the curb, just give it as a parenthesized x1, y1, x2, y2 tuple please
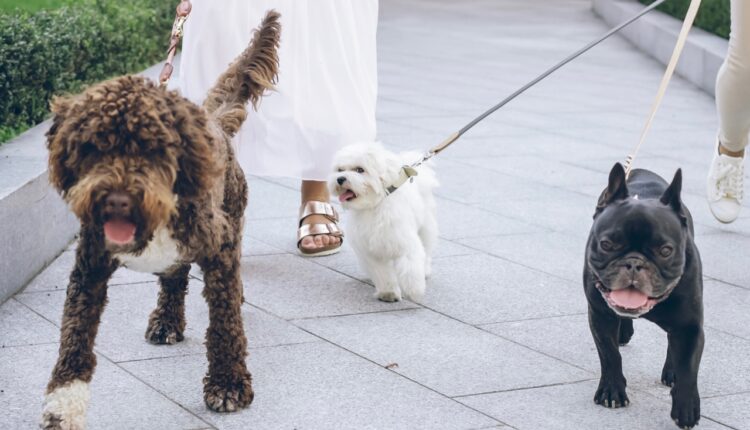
(0, 59, 179, 303)
(592, 0, 728, 96)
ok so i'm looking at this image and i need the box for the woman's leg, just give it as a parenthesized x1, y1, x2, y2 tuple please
(299, 180, 341, 251)
(717, 0, 750, 153)
(707, 0, 750, 223)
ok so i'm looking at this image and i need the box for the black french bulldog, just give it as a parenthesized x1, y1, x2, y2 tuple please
(583, 163, 704, 429)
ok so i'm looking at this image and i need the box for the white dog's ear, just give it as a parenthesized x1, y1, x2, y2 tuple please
(372, 149, 402, 188)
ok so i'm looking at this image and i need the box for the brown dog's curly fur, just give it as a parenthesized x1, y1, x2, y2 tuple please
(41, 11, 280, 429)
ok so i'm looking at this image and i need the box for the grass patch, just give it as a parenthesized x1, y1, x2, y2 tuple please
(0, 0, 68, 13)
(640, 0, 730, 39)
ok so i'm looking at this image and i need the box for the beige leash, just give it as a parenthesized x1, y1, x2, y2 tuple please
(158, 0, 193, 90)
(624, 0, 703, 177)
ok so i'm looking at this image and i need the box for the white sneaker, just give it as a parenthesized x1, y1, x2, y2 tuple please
(707, 139, 744, 223)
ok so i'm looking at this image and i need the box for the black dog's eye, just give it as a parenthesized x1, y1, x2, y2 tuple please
(600, 240, 615, 251)
(660, 245, 674, 258)
(355, 167, 365, 174)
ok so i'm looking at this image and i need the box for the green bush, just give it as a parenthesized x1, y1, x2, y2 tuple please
(640, 0, 730, 39)
(0, 0, 173, 142)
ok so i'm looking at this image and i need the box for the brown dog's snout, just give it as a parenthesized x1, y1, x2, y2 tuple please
(104, 192, 133, 217)
(337, 176, 347, 185)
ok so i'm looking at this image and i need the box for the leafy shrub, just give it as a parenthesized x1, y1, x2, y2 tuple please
(0, 0, 173, 142)
(640, 0, 730, 39)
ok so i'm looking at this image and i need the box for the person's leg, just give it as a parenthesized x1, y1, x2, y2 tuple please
(708, 0, 750, 223)
(299, 180, 342, 251)
(717, 0, 750, 153)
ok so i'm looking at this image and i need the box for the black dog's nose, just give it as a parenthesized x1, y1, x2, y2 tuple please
(337, 176, 346, 185)
(104, 192, 133, 216)
(624, 259, 644, 272)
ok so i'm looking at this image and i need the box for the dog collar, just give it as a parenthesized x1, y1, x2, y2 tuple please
(384, 165, 419, 196)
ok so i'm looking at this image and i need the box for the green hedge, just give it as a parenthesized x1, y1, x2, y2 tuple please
(640, 0, 730, 39)
(0, 0, 173, 142)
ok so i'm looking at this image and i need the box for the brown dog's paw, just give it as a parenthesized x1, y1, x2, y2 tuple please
(203, 372, 254, 412)
(145, 317, 184, 345)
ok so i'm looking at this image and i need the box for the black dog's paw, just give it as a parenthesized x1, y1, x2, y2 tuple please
(594, 377, 630, 408)
(145, 317, 184, 345)
(661, 366, 676, 387)
(618, 319, 634, 346)
(204, 371, 254, 412)
(671, 389, 700, 429)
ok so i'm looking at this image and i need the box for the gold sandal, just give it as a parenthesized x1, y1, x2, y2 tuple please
(297, 201, 344, 257)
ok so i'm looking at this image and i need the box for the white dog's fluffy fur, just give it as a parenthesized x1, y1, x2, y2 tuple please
(329, 142, 438, 302)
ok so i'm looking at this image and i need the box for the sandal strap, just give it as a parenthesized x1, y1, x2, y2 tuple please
(299, 201, 339, 225)
(297, 222, 343, 243)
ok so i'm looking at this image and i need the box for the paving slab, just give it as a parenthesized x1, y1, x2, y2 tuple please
(121, 341, 500, 430)
(458, 379, 732, 430)
(297, 308, 592, 397)
(0, 298, 59, 347)
(422, 254, 586, 325)
(455, 231, 586, 283)
(16, 280, 315, 363)
(241, 254, 418, 320)
(483, 314, 750, 399)
(0, 343, 207, 430)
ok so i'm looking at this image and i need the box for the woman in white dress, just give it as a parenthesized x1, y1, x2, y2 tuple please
(179, 0, 378, 256)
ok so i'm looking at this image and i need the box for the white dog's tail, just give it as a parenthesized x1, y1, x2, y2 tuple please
(203, 10, 281, 137)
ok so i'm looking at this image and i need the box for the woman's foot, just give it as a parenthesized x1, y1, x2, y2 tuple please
(297, 181, 343, 256)
(707, 139, 745, 223)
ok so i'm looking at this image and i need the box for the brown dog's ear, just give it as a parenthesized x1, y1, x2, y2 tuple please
(46, 97, 77, 194)
(172, 102, 222, 197)
(595, 163, 629, 216)
(660, 168, 688, 225)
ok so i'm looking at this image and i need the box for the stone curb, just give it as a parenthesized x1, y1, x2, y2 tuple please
(592, 0, 728, 96)
(0, 59, 177, 303)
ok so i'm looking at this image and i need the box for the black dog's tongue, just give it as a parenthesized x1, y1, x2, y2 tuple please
(104, 220, 136, 244)
(609, 288, 649, 309)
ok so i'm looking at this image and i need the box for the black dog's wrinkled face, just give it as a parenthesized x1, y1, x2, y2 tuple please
(588, 164, 687, 317)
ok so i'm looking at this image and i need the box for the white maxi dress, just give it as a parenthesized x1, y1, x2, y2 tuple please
(179, 0, 379, 180)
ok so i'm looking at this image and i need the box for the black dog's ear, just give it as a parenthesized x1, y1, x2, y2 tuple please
(660, 168, 688, 225)
(595, 163, 629, 216)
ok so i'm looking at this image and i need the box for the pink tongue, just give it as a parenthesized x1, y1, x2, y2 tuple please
(338, 190, 356, 203)
(103, 220, 136, 244)
(609, 288, 649, 309)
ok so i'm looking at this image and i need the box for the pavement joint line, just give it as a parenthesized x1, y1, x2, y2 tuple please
(450, 377, 598, 399)
(13, 296, 218, 430)
(1, 341, 59, 349)
(242, 300, 510, 426)
(445, 157, 606, 201)
(288, 306, 422, 322)
(112, 360, 218, 430)
(288, 322, 510, 427)
(421, 303, 597, 375)
(702, 388, 750, 400)
(474, 311, 588, 326)
(447, 238, 582, 285)
(703, 275, 750, 292)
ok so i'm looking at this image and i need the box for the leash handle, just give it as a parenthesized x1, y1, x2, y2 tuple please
(159, 1, 192, 89)
(625, 0, 702, 177)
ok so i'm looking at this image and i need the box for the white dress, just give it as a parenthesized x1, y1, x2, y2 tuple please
(179, 0, 379, 180)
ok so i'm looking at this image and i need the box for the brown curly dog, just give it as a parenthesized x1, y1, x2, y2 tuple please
(40, 11, 280, 429)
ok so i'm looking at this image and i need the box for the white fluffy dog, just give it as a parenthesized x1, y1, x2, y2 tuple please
(329, 142, 438, 302)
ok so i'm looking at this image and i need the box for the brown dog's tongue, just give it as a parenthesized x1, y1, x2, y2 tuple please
(609, 288, 649, 309)
(103, 220, 136, 244)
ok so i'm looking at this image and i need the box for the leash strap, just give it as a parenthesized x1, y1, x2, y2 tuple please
(384, 0, 670, 195)
(159, 1, 192, 89)
(624, 0, 702, 177)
